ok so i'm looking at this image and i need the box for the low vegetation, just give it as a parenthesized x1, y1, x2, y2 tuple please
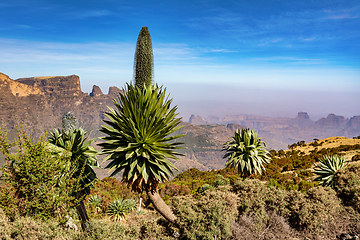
(1, 123, 360, 239)
(1, 25, 360, 240)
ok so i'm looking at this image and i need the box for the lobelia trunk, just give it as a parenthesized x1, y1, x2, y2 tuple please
(146, 189, 177, 223)
(75, 192, 89, 231)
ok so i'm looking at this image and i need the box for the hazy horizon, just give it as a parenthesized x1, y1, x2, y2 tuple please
(162, 83, 360, 122)
(1, 0, 359, 120)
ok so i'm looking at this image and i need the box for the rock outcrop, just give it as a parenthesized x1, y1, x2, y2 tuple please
(89, 85, 103, 97)
(16, 75, 82, 97)
(0, 73, 116, 139)
(189, 115, 207, 125)
(295, 112, 310, 120)
(346, 116, 360, 130)
(293, 112, 314, 127)
(108, 86, 122, 96)
(0, 73, 44, 97)
(226, 123, 244, 132)
(341, 115, 360, 137)
(315, 113, 348, 128)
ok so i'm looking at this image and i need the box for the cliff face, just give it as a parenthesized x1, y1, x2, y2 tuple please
(189, 114, 207, 125)
(0, 73, 116, 140)
(16, 75, 82, 97)
(0, 73, 44, 97)
(346, 116, 360, 130)
(90, 85, 104, 97)
(315, 114, 348, 129)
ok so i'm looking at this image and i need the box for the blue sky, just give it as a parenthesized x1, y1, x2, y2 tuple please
(0, 0, 359, 120)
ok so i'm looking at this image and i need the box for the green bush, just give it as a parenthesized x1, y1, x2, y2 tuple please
(171, 189, 238, 240)
(287, 186, 342, 231)
(89, 177, 139, 210)
(0, 208, 10, 239)
(232, 179, 289, 229)
(232, 178, 343, 233)
(77, 219, 140, 240)
(332, 163, 360, 213)
(0, 126, 83, 222)
(213, 174, 229, 187)
(0, 208, 173, 240)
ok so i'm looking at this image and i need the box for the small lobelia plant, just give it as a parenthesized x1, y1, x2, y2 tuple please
(223, 128, 270, 177)
(198, 184, 213, 194)
(313, 154, 348, 187)
(87, 195, 103, 214)
(107, 198, 136, 221)
(48, 112, 100, 230)
(213, 174, 229, 187)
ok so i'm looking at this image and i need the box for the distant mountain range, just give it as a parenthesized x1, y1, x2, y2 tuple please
(1, 72, 359, 174)
(189, 112, 360, 149)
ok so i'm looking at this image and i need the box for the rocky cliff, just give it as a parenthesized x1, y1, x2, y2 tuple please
(16, 75, 82, 97)
(0, 73, 121, 140)
(315, 113, 348, 129)
(189, 114, 207, 125)
(0, 73, 44, 97)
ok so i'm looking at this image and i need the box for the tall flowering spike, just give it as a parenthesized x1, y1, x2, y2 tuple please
(134, 26, 154, 89)
(62, 112, 78, 133)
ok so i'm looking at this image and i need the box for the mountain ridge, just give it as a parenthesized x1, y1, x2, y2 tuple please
(1, 72, 359, 175)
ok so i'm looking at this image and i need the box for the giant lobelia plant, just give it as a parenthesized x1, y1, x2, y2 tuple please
(223, 128, 270, 177)
(313, 154, 348, 187)
(48, 112, 100, 230)
(99, 83, 184, 223)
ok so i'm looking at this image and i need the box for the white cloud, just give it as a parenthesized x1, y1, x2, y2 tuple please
(323, 7, 360, 20)
(64, 9, 113, 19)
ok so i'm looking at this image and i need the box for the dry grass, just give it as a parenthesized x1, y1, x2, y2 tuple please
(291, 137, 360, 160)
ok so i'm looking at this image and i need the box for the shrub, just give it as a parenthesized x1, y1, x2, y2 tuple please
(0, 210, 174, 240)
(7, 216, 73, 240)
(77, 219, 140, 240)
(0, 208, 10, 239)
(332, 163, 360, 213)
(232, 178, 343, 233)
(159, 184, 191, 198)
(232, 179, 289, 229)
(89, 177, 138, 209)
(0, 126, 83, 222)
(287, 186, 343, 231)
(171, 189, 238, 240)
